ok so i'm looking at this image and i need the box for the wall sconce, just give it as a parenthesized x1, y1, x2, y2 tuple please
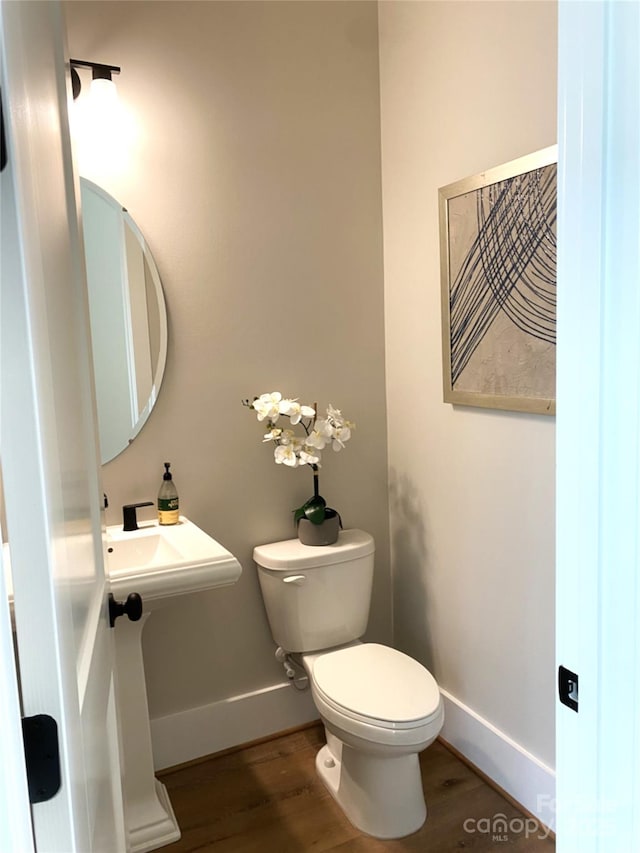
(69, 57, 135, 180)
(70, 59, 121, 100)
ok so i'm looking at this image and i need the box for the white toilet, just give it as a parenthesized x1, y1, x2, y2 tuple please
(253, 528, 444, 839)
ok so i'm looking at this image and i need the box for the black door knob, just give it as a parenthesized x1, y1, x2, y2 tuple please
(108, 592, 143, 628)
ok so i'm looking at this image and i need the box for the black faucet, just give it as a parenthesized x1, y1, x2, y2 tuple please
(122, 501, 154, 532)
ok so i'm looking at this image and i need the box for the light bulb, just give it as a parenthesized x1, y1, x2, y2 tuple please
(90, 76, 118, 106)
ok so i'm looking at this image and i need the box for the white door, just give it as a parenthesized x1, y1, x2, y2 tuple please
(556, 1, 640, 850)
(0, 1, 127, 851)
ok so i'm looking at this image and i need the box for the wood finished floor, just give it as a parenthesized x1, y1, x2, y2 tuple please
(159, 724, 555, 852)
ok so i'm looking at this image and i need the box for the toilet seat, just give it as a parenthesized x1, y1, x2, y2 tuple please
(308, 643, 442, 737)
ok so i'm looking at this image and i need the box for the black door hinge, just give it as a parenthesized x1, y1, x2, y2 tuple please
(558, 665, 579, 712)
(22, 714, 61, 803)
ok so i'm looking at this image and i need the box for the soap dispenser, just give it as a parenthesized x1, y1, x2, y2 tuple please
(158, 462, 179, 525)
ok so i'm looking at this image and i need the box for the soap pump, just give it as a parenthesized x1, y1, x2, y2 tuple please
(158, 462, 179, 525)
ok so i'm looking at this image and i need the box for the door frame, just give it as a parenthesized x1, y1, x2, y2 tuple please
(556, 0, 640, 849)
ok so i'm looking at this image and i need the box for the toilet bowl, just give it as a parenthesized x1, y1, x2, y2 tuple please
(303, 642, 444, 838)
(253, 529, 444, 839)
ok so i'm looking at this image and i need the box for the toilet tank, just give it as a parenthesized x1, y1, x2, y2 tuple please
(253, 529, 375, 653)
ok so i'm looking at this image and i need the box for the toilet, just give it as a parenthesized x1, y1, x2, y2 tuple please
(253, 529, 444, 839)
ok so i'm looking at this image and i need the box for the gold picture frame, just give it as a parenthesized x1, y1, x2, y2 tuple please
(439, 146, 557, 415)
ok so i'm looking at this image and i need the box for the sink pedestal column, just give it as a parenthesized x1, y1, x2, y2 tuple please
(106, 516, 243, 850)
(114, 613, 180, 853)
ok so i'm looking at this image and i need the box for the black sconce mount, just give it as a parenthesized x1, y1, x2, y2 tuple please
(70, 59, 121, 100)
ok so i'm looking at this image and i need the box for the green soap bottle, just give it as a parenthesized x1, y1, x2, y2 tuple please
(158, 462, 179, 525)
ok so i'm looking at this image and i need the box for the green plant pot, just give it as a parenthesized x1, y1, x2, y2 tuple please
(297, 513, 340, 546)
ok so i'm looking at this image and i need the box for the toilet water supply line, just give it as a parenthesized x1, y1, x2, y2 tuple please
(275, 646, 309, 691)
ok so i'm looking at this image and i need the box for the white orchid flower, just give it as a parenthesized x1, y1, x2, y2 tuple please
(274, 444, 299, 466)
(279, 399, 316, 425)
(253, 392, 282, 422)
(331, 425, 352, 450)
(306, 424, 328, 449)
(279, 429, 296, 445)
(319, 418, 335, 436)
(327, 405, 346, 427)
(280, 400, 304, 425)
(299, 447, 321, 466)
(262, 428, 282, 443)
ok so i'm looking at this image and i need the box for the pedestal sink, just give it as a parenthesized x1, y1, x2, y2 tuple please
(106, 516, 242, 853)
(107, 515, 242, 603)
(5, 517, 241, 853)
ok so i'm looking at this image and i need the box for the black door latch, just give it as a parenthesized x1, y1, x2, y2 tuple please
(22, 714, 61, 803)
(558, 665, 579, 712)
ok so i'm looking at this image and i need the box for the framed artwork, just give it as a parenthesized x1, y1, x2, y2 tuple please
(439, 146, 557, 415)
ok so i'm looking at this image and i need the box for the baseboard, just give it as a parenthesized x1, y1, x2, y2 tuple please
(439, 689, 556, 832)
(150, 681, 318, 771)
(150, 680, 556, 832)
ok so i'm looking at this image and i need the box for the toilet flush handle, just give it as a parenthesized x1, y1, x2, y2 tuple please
(283, 574, 306, 585)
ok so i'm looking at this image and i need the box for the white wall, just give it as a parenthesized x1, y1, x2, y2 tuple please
(378, 0, 556, 787)
(65, 0, 390, 757)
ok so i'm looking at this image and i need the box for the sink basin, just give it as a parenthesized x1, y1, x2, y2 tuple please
(106, 516, 242, 606)
(106, 529, 183, 573)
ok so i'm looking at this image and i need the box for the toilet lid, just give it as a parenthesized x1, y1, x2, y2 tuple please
(311, 643, 440, 724)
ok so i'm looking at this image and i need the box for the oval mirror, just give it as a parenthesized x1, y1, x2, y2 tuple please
(80, 178, 168, 464)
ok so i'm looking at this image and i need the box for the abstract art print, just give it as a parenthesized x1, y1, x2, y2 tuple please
(439, 147, 557, 415)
